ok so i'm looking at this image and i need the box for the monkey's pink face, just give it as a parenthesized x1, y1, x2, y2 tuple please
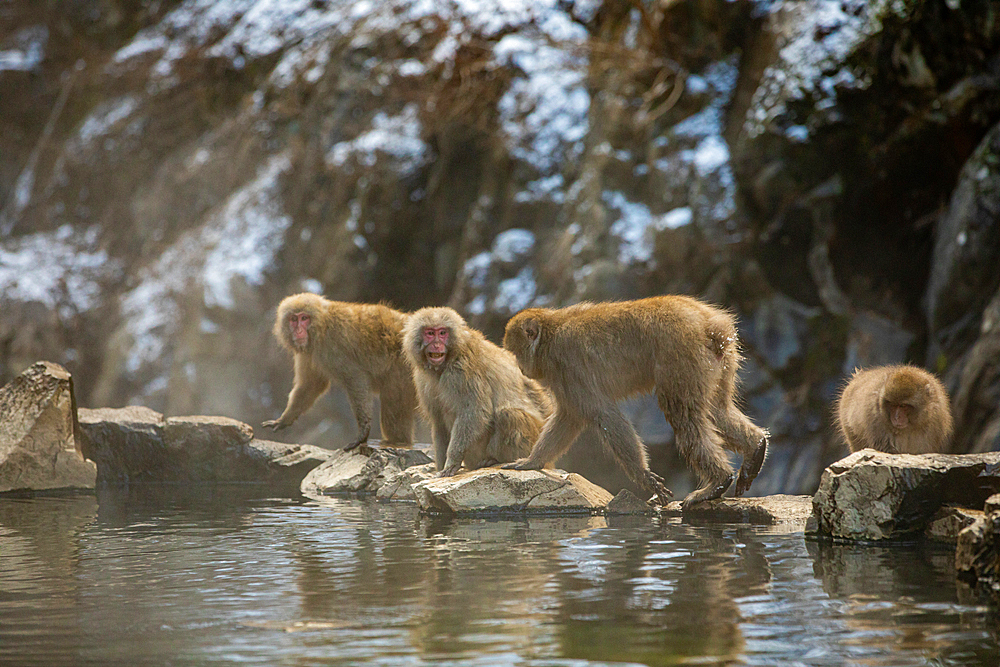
(422, 327, 449, 367)
(289, 312, 311, 349)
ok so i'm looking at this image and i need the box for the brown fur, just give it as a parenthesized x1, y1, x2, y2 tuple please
(403, 307, 553, 476)
(502, 296, 769, 509)
(835, 364, 953, 454)
(264, 293, 418, 449)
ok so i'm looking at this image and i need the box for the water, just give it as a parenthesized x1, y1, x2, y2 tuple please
(1, 488, 997, 666)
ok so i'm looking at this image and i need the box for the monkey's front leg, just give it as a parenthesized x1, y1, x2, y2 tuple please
(502, 410, 581, 471)
(437, 412, 487, 477)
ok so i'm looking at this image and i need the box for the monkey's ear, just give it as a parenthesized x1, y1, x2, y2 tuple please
(522, 318, 540, 342)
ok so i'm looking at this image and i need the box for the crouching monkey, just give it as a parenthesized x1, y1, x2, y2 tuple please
(835, 364, 953, 454)
(502, 296, 769, 509)
(403, 307, 553, 477)
(264, 293, 418, 451)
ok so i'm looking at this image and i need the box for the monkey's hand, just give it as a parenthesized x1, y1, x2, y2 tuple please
(644, 470, 673, 506)
(343, 437, 369, 452)
(500, 458, 544, 471)
(262, 418, 290, 431)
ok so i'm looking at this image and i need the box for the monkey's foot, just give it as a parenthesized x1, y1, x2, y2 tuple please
(500, 458, 544, 471)
(436, 464, 462, 478)
(681, 473, 735, 511)
(734, 435, 768, 497)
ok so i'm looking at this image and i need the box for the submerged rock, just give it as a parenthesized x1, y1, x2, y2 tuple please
(79, 407, 332, 487)
(662, 495, 813, 531)
(301, 444, 433, 498)
(413, 468, 613, 514)
(0, 361, 96, 494)
(810, 449, 1000, 541)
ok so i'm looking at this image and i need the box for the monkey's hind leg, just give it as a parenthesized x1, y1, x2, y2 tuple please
(713, 404, 769, 497)
(668, 406, 734, 510)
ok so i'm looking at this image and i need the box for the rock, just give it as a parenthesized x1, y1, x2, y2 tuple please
(661, 495, 813, 531)
(413, 468, 613, 514)
(986, 493, 1000, 514)
(925, 506, 984, 544)
(0, 361, 96, 494)
(606, 488, 654, 515)
(956, 511, 1000, 602)
(301, 443, 433, 497)
(810, 450, 1000, 541)
(78, 406, 332, 487)
(376, 463, 438, 502)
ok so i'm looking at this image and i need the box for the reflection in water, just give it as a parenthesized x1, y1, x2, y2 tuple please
(0, 494, 998, 666)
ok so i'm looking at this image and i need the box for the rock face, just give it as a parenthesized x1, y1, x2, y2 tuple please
(78, 406, 332, 487)
(955, 493, 1000, 602)
(413, 468, 613, 514)
(810, 450, 1000, 541)
(301, 445, 434, 498)
(0, 361, 96, 493)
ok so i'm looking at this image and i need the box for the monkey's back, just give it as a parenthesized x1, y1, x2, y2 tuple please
(545, 296, 737, 398)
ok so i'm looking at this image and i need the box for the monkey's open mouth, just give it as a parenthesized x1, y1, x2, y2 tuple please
(427, 352, 445, 364)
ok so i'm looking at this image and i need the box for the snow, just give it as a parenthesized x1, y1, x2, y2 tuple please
(75, 97, 140, 149)
(0, 25, 47, 72)
(326, 104, 428, 175)
(493, 267, 537, 315)
(0, 226, 120, 319)
(492, 229, 535, 263)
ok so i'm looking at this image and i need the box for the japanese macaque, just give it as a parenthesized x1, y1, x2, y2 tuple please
(502, 296, 769, 509)
(263, 293, 418, 451)
(403, 307, 553, 477)
(835, 364, 953, 454)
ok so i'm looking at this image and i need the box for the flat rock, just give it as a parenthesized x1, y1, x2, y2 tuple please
(79, 406, 332, 487)
(0, 361, 96, 494)
(810, 449, 1000, 541)
(301, 443, 433, 497)
(413, 468, 613, 514)
(660, 495, 813, 530)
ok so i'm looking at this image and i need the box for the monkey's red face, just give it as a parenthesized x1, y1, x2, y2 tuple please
(289, 312, 311, 349)
(422, 327, 449, 367)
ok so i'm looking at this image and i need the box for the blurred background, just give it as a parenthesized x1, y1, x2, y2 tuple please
(2, 0, 998, 497)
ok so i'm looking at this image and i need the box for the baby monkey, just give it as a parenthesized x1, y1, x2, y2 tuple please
(835, 364, 953, 454)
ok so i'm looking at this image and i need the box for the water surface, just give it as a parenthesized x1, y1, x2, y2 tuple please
(1, 488, 997, 666)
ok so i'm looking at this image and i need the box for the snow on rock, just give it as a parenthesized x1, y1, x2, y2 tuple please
(326, 104, 429, 175)
(120, 152, 292, 376)
(744, 0, 910, 139)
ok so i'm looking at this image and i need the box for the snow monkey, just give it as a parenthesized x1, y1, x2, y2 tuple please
(403, 307, 553, 477)
(835, 364, 953, 454)
(502, 296, 769, 509)
(264, 293, 418, 451)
